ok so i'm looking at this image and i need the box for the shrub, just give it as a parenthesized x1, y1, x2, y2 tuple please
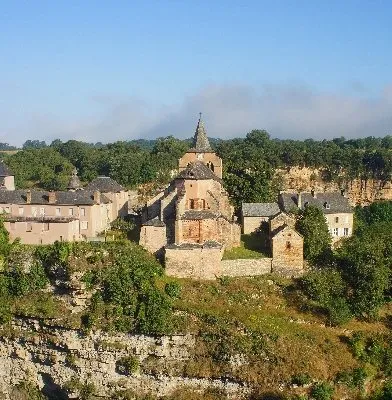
(116, 356, 140, 376)
(310, 382, 334, 400)
(335, 367, 367, 389)
(164, 282, 181, 298)
(291, 373, 312, 386)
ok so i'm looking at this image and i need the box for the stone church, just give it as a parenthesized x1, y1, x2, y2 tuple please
(139, 117, 241, 279)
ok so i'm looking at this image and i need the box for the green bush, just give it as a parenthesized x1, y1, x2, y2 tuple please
(164, 282, 181, 298)
(310, 382, 334, 400)
(291, 373, 312, 386)
(116, 356, 140, 375)
(335, 367, 367, 389)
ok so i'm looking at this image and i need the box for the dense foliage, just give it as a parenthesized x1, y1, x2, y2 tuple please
(1, 131, 391, 206)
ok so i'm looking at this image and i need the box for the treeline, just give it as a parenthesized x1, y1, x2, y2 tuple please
(2, 131, 391, 203)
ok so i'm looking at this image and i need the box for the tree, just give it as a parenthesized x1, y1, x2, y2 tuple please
(296, 205, 332, 264)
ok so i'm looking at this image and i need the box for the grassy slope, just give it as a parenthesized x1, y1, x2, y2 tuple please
(162, 274, 391, 399)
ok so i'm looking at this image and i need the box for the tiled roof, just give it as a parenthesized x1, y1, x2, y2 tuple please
(242, 202, 280, 217)
(181, 210, 219, 220)
(177, 161, 221, 182)
(85, 176, 125, 193)
(0, 161, 13, 177)
(0, 190, 110, 205)
(279, 192, 352, 214)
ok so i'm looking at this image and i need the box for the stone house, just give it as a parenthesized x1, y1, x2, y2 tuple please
(241, 202, 280, 234)
(279, 191, 353, 243)
(139, 117, 241, 279)
(0, 163, 129, 245)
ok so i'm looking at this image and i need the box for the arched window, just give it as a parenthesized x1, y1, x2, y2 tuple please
(206, 161, 214, 172)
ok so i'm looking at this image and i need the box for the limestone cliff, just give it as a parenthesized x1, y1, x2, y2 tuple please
(278, 166, 392, 205)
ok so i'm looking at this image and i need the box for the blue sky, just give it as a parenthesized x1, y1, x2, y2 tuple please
(0, 0, 391, 144)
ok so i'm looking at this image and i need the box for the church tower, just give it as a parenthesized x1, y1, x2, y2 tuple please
(178, 115, 223, 179)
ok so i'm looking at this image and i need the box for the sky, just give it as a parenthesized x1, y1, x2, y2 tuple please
(0, 0, 391, 145)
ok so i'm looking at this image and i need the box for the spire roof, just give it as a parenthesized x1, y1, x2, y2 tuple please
(67, 168, 82, 191)
(190, 114, 213, 152)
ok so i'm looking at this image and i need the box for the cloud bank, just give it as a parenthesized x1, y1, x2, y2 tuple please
(2, 83, 392, 145)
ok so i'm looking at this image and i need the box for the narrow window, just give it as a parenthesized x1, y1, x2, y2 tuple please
(344, 228, 349, 236)
(335, 217, 339, 223)
(333, 228, 339, 236)
(18, 207, 24, 216)
(189, 199, 195, 209)
(31, 207, 37, 216)
(39, 207, 45, 216)
(43, 223, 49, 231)
(286, 241, 291, 250)
(81, 221, 88, 230)
(55, 208, 61, 216)
(68, 208, 74, 216)
(80, 208, 86, 216)
(26, 222, 32, 232)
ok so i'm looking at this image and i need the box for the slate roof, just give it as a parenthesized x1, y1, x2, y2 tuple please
(142, 217, 166, 227)
(187, 116, 214, 153)
(271, 224, 303, 239)
(177, 161, 221, 182)
(279, 192, 352, 214)
(165, 240, 222, 249)
(85, 176, 125, 193)
(0, 161, 13, 177)
(242, 202, 280, 217)
(0, 190, 110, 205)
(181, 210, 219, 220)
(3, 215, 78, 223)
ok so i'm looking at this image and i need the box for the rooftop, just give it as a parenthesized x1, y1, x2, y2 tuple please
(0, 161, 13, 177)
(242, 202, 281, 217)
(85, 176, 125, 193)
(187, 115, 214, 153)
(177, 161, 221, 182)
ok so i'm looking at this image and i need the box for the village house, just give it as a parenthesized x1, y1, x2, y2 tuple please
(0, 164, 129, 244)
(278, 191, 353, 242)
(241, 202, 280, 234)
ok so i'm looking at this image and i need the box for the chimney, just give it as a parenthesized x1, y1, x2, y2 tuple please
(48, 191, 56, 204)
(311, 189, 316, 198)
(94, 190, 101, 204)
(297, 192, 302, 209)
(26, 190, 32, 204)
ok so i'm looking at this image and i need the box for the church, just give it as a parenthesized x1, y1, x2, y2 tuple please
(139, 116, 241, 279)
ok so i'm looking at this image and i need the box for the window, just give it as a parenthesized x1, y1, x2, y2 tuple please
(43, 223, 49, 231)
(68, 208, 74, 216)
(333, 228, 339, 236)
(286, 241, 291, 250)
(335, 217, 339, 223)
(324, 202, 330, 210)
(18, 207, 24, 216)
(39, 207, 45, 216)
(55, 208, 61, 216)
(26, 222, 32, 232)
(343, 228, 349, 236)
(31, 207, 37, 217)
(60, 236, 63, 242)
(80, 208, 86, 216)
(81, 221, 88, 230)
(189, 199, 195, 209)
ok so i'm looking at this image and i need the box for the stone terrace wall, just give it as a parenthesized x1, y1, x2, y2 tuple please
(221, 258, 272, 277)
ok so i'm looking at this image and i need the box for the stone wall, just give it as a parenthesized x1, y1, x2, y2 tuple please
(242, 216, 269, 234)
(271, 229, 303, 273)
(139, 225, 166, 256)
(221, 258, 272, 277)
(165, 245, 223, 279)
(0, 317, 248, 399)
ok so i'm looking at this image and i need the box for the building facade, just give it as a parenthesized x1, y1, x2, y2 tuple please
(0, 164, 129, 245)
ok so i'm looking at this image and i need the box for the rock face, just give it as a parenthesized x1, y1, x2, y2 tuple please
(279, 167, 392, 205)
(0, 317, 249, 399)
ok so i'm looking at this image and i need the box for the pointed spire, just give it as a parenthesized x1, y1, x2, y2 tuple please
(67, 168, 82, 191)
(192, 113, 212, 152)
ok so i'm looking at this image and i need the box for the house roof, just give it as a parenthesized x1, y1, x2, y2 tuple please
(279, 192, 352, 214)
(181, 210, 219, 220)
(3, 215, 78, 223)
(187, 115, 214, 153)
(242, 202, 280, 217)
(177, 161, 221, 182)
(85, 176, 125, 193)
(0, 161, 13, 177)
(142, 217, 166, 227)
(0, 190, 110, 205)
(271, 224, 303, 239)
